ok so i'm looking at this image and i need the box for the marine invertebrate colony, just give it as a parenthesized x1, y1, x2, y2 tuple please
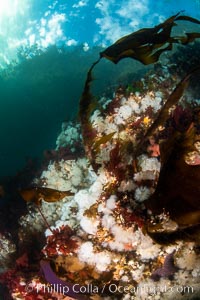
(1, 12, 200, 300)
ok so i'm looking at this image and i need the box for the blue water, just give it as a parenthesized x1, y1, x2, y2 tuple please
(0, 0, 200, 177)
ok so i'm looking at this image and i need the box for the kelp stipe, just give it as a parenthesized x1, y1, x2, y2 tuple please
(79, 57, 115, 171)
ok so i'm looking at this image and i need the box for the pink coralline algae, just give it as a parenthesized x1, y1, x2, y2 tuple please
(42, 225, 79, 257)
(0, 267, 49, 299)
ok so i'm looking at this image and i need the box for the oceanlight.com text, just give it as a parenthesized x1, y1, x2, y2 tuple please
(108, 283, 194, 295)
(25, 282, 194, 296)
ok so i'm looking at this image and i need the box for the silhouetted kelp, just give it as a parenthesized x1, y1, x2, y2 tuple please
(98, 12, 200, 65)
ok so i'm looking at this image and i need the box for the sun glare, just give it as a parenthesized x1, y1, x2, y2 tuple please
(0, 0, 25, 17)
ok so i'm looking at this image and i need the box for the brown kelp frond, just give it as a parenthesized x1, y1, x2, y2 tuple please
(100, 12, 200, 65)
(79, 58, 101, 124)
(92, 132, 116, 153)
(79, 58, 102, 160)
(138, 43, 173, 65)
(174, 211, 200, 229)
(181, 123, 197, 153)
(158, 124, 197, 170)
(135, 66, 200, 157)
(175, 14, 200, 24)
(145, 66, 200, 136)
(20, 186, 74, 235)
(177, 32, 200, 45)
(19, 186, 74, 206)
(145, 114, 200, 236)
(143, 73, 189, 136)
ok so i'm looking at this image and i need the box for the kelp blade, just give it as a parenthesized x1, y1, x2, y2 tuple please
(100, 12, 200, 65)
(145, 122, 200, 229)
(20, 186, 74, 205)
(134, 66, 200, 157)
(93, 132, 116, 152)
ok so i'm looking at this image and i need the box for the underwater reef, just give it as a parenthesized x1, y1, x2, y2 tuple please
(0, 13, 200, 300)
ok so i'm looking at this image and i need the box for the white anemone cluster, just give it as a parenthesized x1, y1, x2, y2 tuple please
(78, 241, 112, 272)
(56, 121, 81, 150)
(90, 91, 162, 135)
(40, 157, 92, 191)
(16, 75, 200, 300)
(0, 234, 16, 271)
